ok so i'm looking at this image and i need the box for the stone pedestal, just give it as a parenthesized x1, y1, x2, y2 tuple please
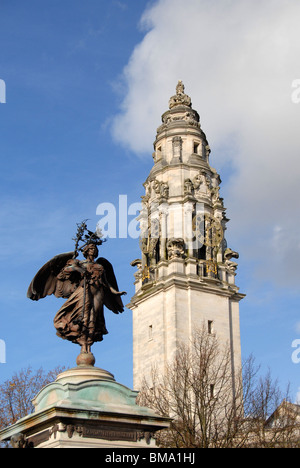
(0, 365, 170, 448)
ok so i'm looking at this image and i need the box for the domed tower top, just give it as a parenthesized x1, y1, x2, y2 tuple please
(153, 81, 210, 170)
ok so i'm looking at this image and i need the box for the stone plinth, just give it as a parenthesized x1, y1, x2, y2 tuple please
(0, 365, 170, 448)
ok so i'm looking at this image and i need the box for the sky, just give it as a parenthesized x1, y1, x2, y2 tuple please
(0, 0, 299, 402)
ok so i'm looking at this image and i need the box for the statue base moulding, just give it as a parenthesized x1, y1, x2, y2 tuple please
(0, 363, 170, 448)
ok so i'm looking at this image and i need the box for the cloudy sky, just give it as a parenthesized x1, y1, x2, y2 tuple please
(0, 0, 299, 401)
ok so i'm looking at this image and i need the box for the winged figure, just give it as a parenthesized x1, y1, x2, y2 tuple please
(27, 241, 126, 355)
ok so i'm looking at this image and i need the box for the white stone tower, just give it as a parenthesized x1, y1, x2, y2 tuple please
(129, 82, 245, 391)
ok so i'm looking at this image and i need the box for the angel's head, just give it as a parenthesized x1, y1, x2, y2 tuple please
(82, 243, 99, 260)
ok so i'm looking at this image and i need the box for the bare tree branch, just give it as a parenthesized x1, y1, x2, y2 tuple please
(137, 325, 299, 448)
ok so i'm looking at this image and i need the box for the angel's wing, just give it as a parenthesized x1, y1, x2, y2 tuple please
(27, 252, 75, 301)
(96, 257, 125, 314)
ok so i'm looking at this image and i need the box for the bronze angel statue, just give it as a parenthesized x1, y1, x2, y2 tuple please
(27, 221, 126, 359)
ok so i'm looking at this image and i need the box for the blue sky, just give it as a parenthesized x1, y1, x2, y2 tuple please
(0, 0, 300, 401)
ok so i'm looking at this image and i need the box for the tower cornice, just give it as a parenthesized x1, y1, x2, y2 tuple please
(148, 159, 214, 180)
(129, 273, 245, 309)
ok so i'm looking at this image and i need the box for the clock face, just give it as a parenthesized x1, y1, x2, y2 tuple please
(193, 213, 223, 247)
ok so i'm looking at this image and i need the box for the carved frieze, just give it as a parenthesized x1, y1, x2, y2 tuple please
(157, 109, 200, 134)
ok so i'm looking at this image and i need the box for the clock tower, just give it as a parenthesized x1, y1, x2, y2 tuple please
(129, 82, 245, 391)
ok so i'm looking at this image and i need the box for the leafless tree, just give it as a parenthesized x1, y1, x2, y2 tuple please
(241, 357, 299, 447)
(137, 326, 299, 448)
(0, 366, 65, 434)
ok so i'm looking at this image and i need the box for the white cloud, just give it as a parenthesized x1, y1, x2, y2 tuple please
(110, 0, 300, 288)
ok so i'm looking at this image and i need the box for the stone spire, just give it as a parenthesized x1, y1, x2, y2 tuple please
(153, 81, 206, 170)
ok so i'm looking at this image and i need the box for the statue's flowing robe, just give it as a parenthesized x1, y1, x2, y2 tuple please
(54, 261, 108, 346)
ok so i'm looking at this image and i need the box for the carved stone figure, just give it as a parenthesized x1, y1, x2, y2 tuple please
(193, 172, 210, 196)
(169, 80, 192, 109)
(10, 433, 29, 449)
(27, 222, 126, 363)
(205, 144, 211, 160)
(153, 179, 161, 195)
(183, 111, 199, 127)
(193, 173, 202, 190)
(224, 248, 239, 273)
(160, 182, 169, 199)
(167, 238, 185, 260)
(184, 178, 194, 195)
